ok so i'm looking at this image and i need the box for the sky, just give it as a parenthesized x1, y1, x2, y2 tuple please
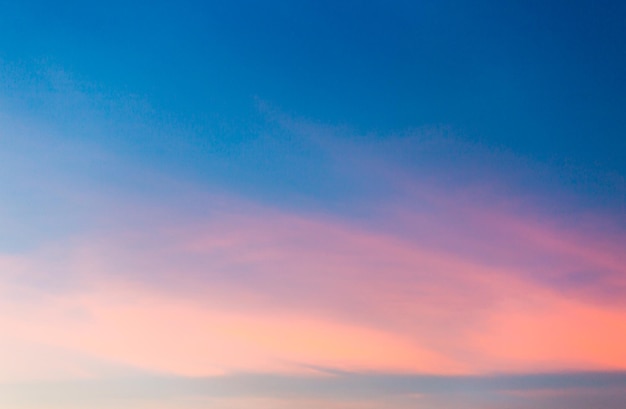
(1, 1, 626, 408)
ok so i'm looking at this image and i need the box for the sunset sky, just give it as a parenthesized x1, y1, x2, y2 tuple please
(1, 1, 626, 408)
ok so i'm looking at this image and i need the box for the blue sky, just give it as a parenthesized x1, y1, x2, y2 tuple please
(2, 1, 625, 215)
(1, 1, 626, 408)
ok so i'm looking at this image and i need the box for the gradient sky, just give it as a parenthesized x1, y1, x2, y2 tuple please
(1, 1, 626, 408)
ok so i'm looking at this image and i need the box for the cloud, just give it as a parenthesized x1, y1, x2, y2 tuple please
(2, 184, 626, 379)
(2, 371, 626, 409)
(2, 82, 626, 407)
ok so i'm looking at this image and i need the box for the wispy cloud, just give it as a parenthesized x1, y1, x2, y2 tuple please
(1, 74, 626, 407)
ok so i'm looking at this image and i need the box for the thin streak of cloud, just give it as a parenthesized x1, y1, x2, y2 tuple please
(2, 371, 626, 409)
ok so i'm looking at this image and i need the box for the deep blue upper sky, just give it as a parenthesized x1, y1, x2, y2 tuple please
(1, 0, 625, 213)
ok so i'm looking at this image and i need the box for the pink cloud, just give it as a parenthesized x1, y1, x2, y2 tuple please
(2, 185, 625, 381)
(0, 276, 461, 379)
